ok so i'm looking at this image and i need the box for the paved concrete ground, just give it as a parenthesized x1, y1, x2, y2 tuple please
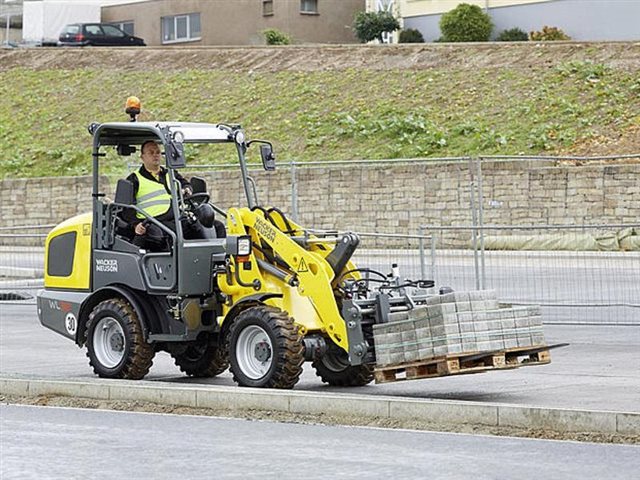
(1, 301, 638, 412)
(2, 404, 638, 480)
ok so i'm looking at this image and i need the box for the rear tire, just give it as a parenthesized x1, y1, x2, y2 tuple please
(229, 306, 303, 389)
(86, 298, 154, 380)
(312, 344, 374, 387)
(171, 336, 229, 377)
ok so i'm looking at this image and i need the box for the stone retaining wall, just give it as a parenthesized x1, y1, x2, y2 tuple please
(1, 162, 637, 242)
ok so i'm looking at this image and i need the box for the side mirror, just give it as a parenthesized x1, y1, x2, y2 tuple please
(114, 179, 135, 205)
(165, 140, 186, 168)
(260, 144, 276, 171)
(190, 176, 207, 194)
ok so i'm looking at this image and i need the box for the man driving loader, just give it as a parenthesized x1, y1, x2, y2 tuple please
(123, 140, 206, 250)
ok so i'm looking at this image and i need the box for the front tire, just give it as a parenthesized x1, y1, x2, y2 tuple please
(171, 335, 229, 377)
(86, 298, 154, 379)
(229, 306, 304, 389)
(312, 344, 374, 387)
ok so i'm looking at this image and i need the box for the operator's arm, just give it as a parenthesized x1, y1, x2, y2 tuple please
(121, 172, 140, 226)
(174, 171, 192, 195)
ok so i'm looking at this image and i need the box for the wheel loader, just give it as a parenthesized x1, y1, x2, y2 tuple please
(38, 101, 554, 389)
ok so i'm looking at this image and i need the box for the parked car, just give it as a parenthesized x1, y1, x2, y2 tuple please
(58, 23, 145, 47)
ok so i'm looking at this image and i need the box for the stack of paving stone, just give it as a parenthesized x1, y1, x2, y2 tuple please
(373, 290, 546, 367)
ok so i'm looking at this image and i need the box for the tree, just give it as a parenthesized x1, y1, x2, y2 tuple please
(439, 3, 493, 42)
(353, 11, 400, 43)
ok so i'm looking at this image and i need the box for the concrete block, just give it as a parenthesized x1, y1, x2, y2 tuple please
(433, 345, 449, 356)
(289, 393, 389, 418)
(529, 314, 543, 327)
(401, 330, 417, 343)
(408, 307, 428, 321)
(447, 343, 463, 354)
(616, 412, 640, 435)
(28, 380, 110, 400)
(469, 300, 486, 311)
(475, 341, 494, 352)
(498, 405, 617, 433)
(458, 321, 475, 334)
(512, 306, 529, 318)
(415, 327, 432, 340)
(0, 378, 30, 396)
(484, 299, 499, 309)
(430, 324, 460, 338)
(390, 399, 498, 426)
(453, 292, 470, 302)
(474, 321, 489, 332)
(418, 347, 434, 360)
(387, 332, 403, 344)
(455, 301, 471, 312)
(413, 318, 430, 330)
(375, 351, 391, 366)
(389, 352, 404, 365)
(526, 305, 542, 317)
(404, 350, 420, 363)
(515, 317, 530, 328)
(425, 295, 441, 305)
(461, 340, 478, 352)
(486, 320, 502, 331)
(517, 336, 533, 347)
(439, 292, 456, 304)
(110, 385, 196, 407)
(389, 311, 410, 322)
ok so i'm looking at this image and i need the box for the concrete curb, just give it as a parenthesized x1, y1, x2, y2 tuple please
(1, 376, 638, 435)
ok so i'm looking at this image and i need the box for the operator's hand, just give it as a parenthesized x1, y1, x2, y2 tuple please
(135, 223, 147, 235)
(182, 186, 193, 197)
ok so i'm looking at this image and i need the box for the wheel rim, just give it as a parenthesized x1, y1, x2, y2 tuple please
(322, 349, 350, 372)
(93, 316, 126, 368)
(235, 325, 273, 380)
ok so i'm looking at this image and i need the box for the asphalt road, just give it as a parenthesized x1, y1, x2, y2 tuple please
(2, 404, 638, 480)
(1, 302, 638, 412)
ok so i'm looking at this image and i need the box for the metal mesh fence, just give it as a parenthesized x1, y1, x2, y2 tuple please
(427, 225, 640, 325)
(0, 229, 46, 302)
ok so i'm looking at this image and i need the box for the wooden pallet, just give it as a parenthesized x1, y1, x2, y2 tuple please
(374, 344, 564, 384)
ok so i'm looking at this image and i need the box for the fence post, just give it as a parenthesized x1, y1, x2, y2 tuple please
(476, 156, 486, 290)
(468, 157, 480, 290)
(290, 161, 298, 221)
(418, 225, 426, 280)
(430, 231, 437, 291)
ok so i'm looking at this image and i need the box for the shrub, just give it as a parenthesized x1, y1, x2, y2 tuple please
(263, 28, 291, 45)
(398, 28, 424, 43)
(439, 3, 493, 42)
(529, 26, 571, 41)
(496, 27, 529, 42)
(353, 11, 400, 43)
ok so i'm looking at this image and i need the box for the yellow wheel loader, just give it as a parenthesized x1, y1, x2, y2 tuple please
(37, 102, 438, 389)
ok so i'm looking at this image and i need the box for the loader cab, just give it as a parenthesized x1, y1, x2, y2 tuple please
(89, 121, 259, 297)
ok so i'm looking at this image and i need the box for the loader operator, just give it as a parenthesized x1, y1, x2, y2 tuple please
(123, 140, 206, 250)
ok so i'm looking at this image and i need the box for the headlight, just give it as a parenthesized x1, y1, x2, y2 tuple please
(235, 131, 245, 145)
(237, 236, 252, 256)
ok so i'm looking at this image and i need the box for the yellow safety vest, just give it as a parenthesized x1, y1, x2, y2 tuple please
(134, 171, 172, 219)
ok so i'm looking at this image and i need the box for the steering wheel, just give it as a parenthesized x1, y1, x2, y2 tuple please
(184, 192, 210, 209)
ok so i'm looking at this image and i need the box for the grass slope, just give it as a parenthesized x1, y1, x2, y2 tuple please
(0, 59, 638, 178)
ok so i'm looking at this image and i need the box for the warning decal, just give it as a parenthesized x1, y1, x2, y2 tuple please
(297, 258, 309, 273)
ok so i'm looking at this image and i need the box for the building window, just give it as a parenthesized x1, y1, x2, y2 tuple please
(263, 0, 274, 16)
(111, 21, 134, 36)
(300, 0, 318, 14)
(162, 13, 201, 44)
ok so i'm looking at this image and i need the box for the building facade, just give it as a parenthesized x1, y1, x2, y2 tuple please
(102, 0, 366, 46)
(398, 0, 640, 42)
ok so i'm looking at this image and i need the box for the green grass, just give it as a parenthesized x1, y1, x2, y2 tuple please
(1, 60, 638, 178)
